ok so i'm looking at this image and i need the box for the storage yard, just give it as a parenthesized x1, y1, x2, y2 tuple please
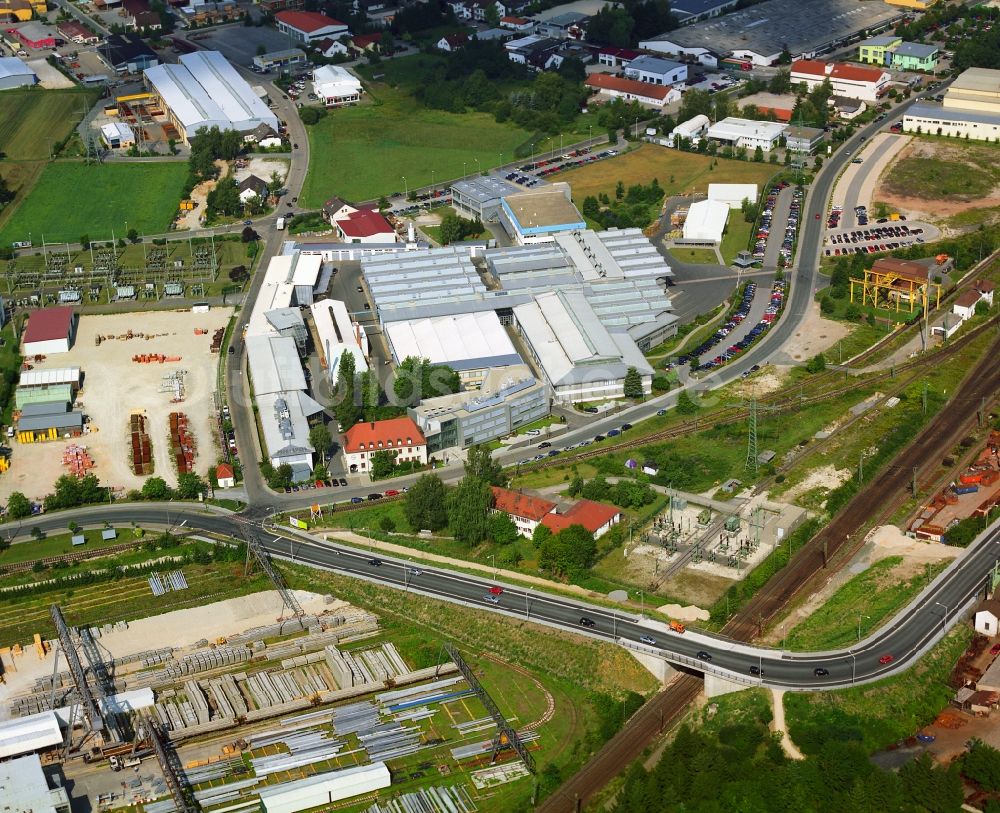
(0, 588, 543, 813)
(0, 309, 233, 501)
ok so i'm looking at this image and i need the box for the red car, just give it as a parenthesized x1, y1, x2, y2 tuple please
(879, 654, 894, 665)
(489, 586, 504, 596)
(991, 644, 1000, 655)
(384, 489, 400, 497)
(814, 213, 820, 220)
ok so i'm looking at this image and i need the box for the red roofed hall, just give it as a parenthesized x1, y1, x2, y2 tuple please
(491, 486, 556, 536)
(342, 417, 427, 475)
(275, 10, 348, 42)
(23, 307, 77, 355)
(334, 208, 398, 244)
(585, 73, 679, 108)
(542, 499, 623, 539)
(790, 59, 889, 102)
(215, 463, 236, 489)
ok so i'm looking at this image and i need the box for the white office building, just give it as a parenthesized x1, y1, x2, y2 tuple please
(312, 64, 362, 107)
(706, 117, 786, 151)
(144, 51, 279, 143)
(623, 54, 687, 86)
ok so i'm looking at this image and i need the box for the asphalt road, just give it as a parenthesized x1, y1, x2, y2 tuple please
(3, 501, 991, 690)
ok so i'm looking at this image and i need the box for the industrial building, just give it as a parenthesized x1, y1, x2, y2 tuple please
(15, 401, 84, 443)
(451, 175, 521, 221)
(707, 183, 758, 209)
(274, 9, 349, 43)
(640, 0, 903, 67)
(0, 711, 63, 760)
(144, 50, 279, 143)
(15, 367, 82, 410)
(312, 64, 362, 106)
(259, 763, 390, 813)
(410, 365, 549, 453)
(334, 208, 397, 243)
(0, 55, 36, 89)
(341, 416, 427, 474)
(100, 121, 136, 149)
(790, 60, 891, 102)
(669, 0, 739, 24)
(681, 198, 730, 243)
(252, 47, 307, 73)
(513, 290, 653, 402)
(499, 184, 587, 245)
(99, 32, 158, 73)
(903, 67, 1000, 142)
(623, 54, 687, 86)
(0, 753, 70, 813)
(310, 298, 369, 384)
(706, 117, 787, 151)
(669, 113, 710, 146)
(783, 125, 825, 153)
(384, 311, 522, 390)
(22, 306, 77, 355)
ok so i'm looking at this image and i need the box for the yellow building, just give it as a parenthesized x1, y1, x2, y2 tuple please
(850, 257, 941, 314)
(0, 0, 46, 21)
(884, 0, 939, 9)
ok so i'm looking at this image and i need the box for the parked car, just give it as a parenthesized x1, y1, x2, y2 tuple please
(367, 493, 383, 501)
(350, 496, 364, 504)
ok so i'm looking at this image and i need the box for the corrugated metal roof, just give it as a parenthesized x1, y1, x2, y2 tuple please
(0, 713, 62, 760)
(246, 335, 305, 395)
(384, 312, 520, 370)
(18, 367, 81, 387)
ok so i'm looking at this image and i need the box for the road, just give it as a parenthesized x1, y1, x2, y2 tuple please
(2, 500, 991, 692)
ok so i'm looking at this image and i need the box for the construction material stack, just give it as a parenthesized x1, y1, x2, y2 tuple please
(130, 412, 153, 475)
(168, 412, 196, 473)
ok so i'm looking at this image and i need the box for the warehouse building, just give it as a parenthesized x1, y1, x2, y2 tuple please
(15, 401, 84, 443)
(252, 47, 307, 73)
(706, 117, 786, 151)
(669, 0, 738, 24)
(708, 183, 758, 209)
(499, 184, 587, 245)
(410, 365, 549, 453)
(5, 21, 56, 48)
(23, 306, 77, 355)
(0, 56, 36, 89)
(903, 67, 1000, 142)
(790, 59, 890, 102)
(259, 760, 389, 812)
(513, 290, 653, 402)
(310, 299, 369, 384)
(99, 32, 158, 73)
(274, 10, 349, 43)
(384, 311, 522, 390)
(100, 121, 136, 149)
(640, 0, 902, 67)
(623, 54, 687, 86)
(0, 753, 70, 813)
(312, 64, 362, 106)
(15, 367, 82, 410)
(451, 175, 521, 221)
(681, 198, 730, 244)
(0, 711, 63, 759)
(144, 51, 279, 143)
(248, 251, 324, 336)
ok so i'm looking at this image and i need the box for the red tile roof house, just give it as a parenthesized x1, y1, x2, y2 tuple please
(542, 499, 623, 539)
(334, 208, 398, 244)
(342, 417, 427, 476)
(491, 486, 556, 536)
(215, 463, 236, 489)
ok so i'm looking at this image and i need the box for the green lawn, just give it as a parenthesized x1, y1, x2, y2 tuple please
(0, 89, 97, 161)
(0, 160, 188, 244)
(882, 139, 1000, 201)
(672, 247, 719, 264)
(0, 528, 145, 568)
(300, 85, 533, 204)
(720, 213, 753, 264)
(783, 556, 949, 650)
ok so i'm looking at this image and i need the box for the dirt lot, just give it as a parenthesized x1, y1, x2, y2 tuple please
(773, 298, 851, 364)
(0, 309, 233, 501)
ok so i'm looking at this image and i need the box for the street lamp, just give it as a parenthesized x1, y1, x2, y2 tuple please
(402, 176, 407, 197)
(935, 601, 948, 634)
(850, 650, 856, 685)
(490, 553, 497, 581)
(474, 157, 481, 175)
(857, 612, 870, 643)
(638, 589, 644, 617)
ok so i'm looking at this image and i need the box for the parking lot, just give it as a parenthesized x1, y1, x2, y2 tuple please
(195, 26, 299, 68)
(688, 277, 785, 372)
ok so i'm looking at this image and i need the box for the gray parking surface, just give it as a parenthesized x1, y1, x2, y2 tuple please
(195, 26, 298, 67)
(762, 186, 795, 270)
(696, 274, 776, 367)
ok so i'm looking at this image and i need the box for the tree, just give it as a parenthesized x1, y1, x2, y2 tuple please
(393, 357, 460, 406)
(538, 524, 597, 575)
(275, 463, 294, 489)
(404, 474, 448, 531)
(126, 227, 139, 243)
(465, 443, 506, 486)
(370, 449, 398, 480)
(623, 366, 644, 400)
(768, 69, 791, 95)
(488, 512, 519, 545)
(176, 473, 205, 499)
(378, 515, 396, 533)
(484, 2, 500, 26)
(141, 477, 170, 500)
(532, 523, 552, 549)
(79, 234, 90, 250)
(437, 211, 483, 245)
(3, 490, 32, 520)
(241, 225, 257, 242)
(0, 175, 15, 208)
(676, 388, 699, 414)
(359, 369, 380, 421)
(299, 106, 322, 125)
(753, 145, 764, 162)
(963, 739, 1000, 791)
(582, 195, 600, 219)
(335, 350, 360, 432)
(806, 353, 827, 373)
(447, 476, 492, 545)
(309, 423, 332, 461)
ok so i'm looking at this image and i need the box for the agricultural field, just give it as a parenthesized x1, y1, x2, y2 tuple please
(0, 160, 188, 245)
(0, 88, 97, 161)
(556, 143, 779, 209)
(301, 85, 533, 205)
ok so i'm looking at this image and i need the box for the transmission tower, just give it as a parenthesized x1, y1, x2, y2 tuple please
(242, 529, 304, 618)
(744, 395, 759, 473)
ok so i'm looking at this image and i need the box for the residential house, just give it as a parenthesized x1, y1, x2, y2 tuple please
(624, 54, 687, 86)
(830, 95, 866, 120)
(451, 0, 506, 22)
(323, 196, 357, 224)
(505, 34, 560, 69)
(598, 46, 641, 67)
(857, 34, 901, 66)
(790, 59, 890, 103)
(436, 32, 468, 52)
(275, 10, 349, 44)
(215, 463, 236, 488)
(341, 417, 427, 476)
(500, 15, 534, 32)
(490, 486, 556, 537)
(56, 20, 100, 44)
(244, 122, 281, 146)
(890, 42, 938, 72)
(351, 32, 381, 52)
(953, 289, 984, 321)
(585, 73, 680, 108)
(976, 280, 996, 306)
(238, 174, 270, 203)
(976, 591, 1000, 636)
(316, 37, 348, 57)
(541, 499, 623, 539)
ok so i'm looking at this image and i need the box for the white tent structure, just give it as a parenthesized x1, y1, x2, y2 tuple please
(682, 199, 730, 244)
(708, 183, 759, 210)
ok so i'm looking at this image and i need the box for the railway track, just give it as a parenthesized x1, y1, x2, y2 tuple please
(536, 321, 1000, 813)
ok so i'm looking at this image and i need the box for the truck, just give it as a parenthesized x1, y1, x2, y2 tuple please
(109, 755, 141, 771)
(669, 620, 686, 634)
(276, 216, 286, 230)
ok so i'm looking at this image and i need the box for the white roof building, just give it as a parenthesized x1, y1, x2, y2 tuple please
(513, 290, 653, 402)
(144, 50, 279, 143)
(246, 335, 307, 395)
(0, 753, 70, 813)
(706, 117, 786, 151)
(0, 57, 37, 90)
(100, 121, 136, 148)
(0, 711, 63, 760)
(708, 183, 758, 210)
(18, 367, 81, 388)
(310, 298, 369, 381)
(384, 311, 522, 389)
(682, 198, 730, 243)
(260, 762, 391, 813)
(312, 64, 362, 107)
